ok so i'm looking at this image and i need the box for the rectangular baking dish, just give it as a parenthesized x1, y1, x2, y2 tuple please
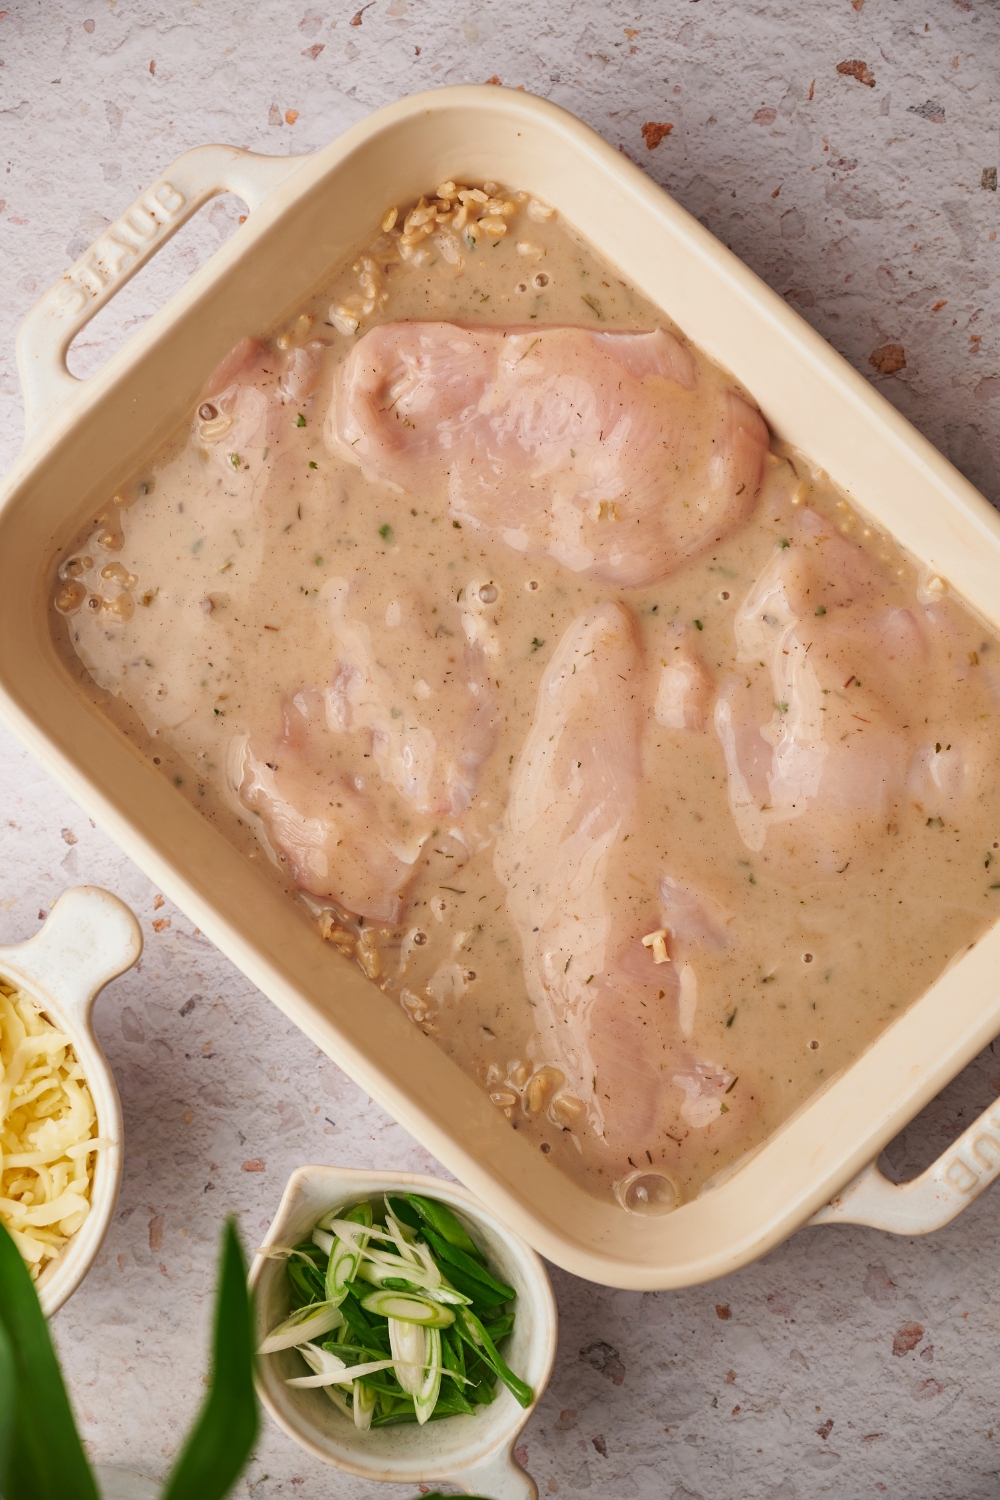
(4, 86, 1000, 1290)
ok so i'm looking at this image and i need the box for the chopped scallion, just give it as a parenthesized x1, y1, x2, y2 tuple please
(262, 1192, 533, 1433)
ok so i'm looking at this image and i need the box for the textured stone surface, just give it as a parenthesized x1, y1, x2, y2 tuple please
(3, 2, 1000, 1496)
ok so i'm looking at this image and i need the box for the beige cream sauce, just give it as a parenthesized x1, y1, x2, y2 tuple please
(53, 189, 1000, 1209)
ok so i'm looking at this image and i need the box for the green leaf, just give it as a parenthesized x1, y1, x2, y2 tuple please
(0, 1316, 13, 1487)
(404, 1194, 480, 1256)
(161, 1219, 259, 1500)
(0, 1221, 98, 1500)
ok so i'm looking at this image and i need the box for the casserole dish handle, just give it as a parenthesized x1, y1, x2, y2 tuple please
(808, 1093, 1000, 1234)
(16, 145, 310, 440)
(456, 1443, 537, 1499)
(0, 886, 143, 1019)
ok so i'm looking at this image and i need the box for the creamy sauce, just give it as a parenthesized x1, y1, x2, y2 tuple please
(51, 184, 1000, 1213)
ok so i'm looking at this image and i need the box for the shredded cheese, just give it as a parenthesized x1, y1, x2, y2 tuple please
(0, 976, 103, 1277)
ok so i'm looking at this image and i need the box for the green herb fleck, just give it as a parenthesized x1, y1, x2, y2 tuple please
(453, 520, 462, 529)
(378, 524, 393, 542)
(694, 619, 703, 631)
(314, 555, 323, 565)
(308, 460, 318, 469)
(815, 605, 826, 616)
(778, 537, 790, 549)
(229, 453, 240, 468)
(725, 1008, 737, 1028)
(530, 637, 545, 653)
(295, 414, 306, 427)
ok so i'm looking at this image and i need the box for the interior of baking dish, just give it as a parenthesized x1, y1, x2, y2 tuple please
(3, 86, 1000, 1288)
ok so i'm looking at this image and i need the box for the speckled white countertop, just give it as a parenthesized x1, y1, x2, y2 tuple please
(3, 3, 1000, 1496)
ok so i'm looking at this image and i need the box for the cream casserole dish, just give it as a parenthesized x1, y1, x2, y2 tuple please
(4, 86, 1000, 1289)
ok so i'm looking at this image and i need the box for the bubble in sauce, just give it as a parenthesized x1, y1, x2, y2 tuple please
(614, 1168, 678, 1216)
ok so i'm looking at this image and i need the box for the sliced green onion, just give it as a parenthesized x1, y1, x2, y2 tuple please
(258, 1301, 344, 1354)
(361, 1290, 455, 1328)
(354, 1377, 377, 1431)
(326, 1201, 372, 1305)
(298, 1340, 343, 1368)
(414, 1327, 442, 1425)
(422, 1284, 473, 1307)
(322, 1382, 353, 1418)
(383, 1204, 421, 1265)
(354, 1260, 387, 1288)
(456, 1308, 533, 1408)
(286, 1357, 396, 1387)
(269, 1193, 531, 1435)
(421, 1226, 516, 1303)
(405, 1193, 480, 1255)
(295, 1340, 349, 1386)
(388, 1316, 428, 1396)
(354, 1248, 443, 1292)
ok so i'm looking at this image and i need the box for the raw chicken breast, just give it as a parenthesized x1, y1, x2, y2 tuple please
(716, 508, 981, 876)
(322, 576, 497, 819)
(235, 690, 421, 923)
(495, 602, 746, 1181)
(235, 572, 498, 918)
(198, 335, 330, 479)
(328, 323, 769, 586)
(653, 625, 714, 731)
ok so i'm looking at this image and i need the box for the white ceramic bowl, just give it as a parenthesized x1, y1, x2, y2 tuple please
(250, 1166, 557, 1499)
(0, 886, 143, 1315)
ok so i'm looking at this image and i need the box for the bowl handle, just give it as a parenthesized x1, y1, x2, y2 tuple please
(808, 1092, 1000, 1234)
(0, 887, 142, 1022)
(454, 1443, 538, 1500)
(15, 143, 311, 442)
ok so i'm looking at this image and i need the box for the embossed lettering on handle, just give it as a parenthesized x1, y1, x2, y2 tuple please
(810, 1097, 1000, 1235)
(51, 181, 188, 318)
(16, 144, 311, 441)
